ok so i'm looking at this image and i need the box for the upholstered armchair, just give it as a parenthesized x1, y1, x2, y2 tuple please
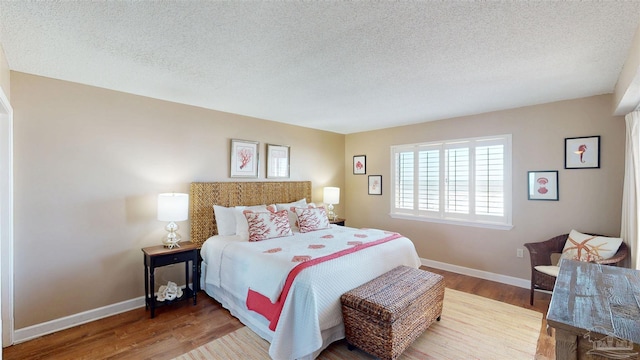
(524, 233, 628, 305)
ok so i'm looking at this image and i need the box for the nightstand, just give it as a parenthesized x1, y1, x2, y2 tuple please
(330, 218, 346, 226)
(142, 241, 199, 318)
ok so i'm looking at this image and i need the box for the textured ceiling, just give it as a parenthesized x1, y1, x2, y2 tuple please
(1, 1, 640, 134)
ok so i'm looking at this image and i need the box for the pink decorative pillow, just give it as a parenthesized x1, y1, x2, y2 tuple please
(243, 209, 293, 242)
(288, 203, 317, 230)
(234, 205, 269, 239)
(295, 207, 330, 233)
(275, 199, 307, 229)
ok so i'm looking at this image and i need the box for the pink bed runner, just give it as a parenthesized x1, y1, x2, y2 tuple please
(246, 230, 403, 330)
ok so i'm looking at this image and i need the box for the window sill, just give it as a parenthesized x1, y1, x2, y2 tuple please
(389, 213, 513, 230)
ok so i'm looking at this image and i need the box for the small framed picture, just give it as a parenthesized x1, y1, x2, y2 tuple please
(230, 139, 259, 178)
(565, 136, 600, 169)
(353, 155, 366, 175)
(368, 175, 382, 195)
(528, 170, 559, 201)
(266, 144, 290, 178)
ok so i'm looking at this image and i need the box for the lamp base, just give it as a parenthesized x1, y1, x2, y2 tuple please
(162, 221, 182, 249)
(327, 204, 337, 221)
(162, 238, 181, 249)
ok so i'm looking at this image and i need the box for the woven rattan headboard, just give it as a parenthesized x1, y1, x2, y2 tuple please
(189, 181, 312, 247)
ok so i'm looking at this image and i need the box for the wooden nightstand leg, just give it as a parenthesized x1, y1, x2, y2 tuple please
(184, 259, 189, 301)
(192, 257, 197, 305)
(144, 264, 149, 310)
(150, 268, 156, 319)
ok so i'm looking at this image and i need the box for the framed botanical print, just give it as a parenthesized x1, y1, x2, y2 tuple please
(353, 155, 366, 175)
(266, 144, 290, 178)
(368, 175, 382, 195)
(565, 136, 600, 169)
(230, 139, 259, 178)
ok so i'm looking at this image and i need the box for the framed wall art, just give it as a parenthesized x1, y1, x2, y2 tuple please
(565, 135, 600, 169)
(353, 155, 366, 175)
(528, 170, 558, 201)
(230, 139, 259, 178)
(368, 175, 382, 195)
(266, 143, 290, 178)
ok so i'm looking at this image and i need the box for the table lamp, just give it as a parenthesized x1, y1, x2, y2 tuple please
(157, 193, 189, 249)
(323, 187, 340, 221)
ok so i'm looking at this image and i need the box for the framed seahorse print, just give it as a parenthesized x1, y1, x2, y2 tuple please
(230, 139, 259, 178)
(565, 136, 600, 169)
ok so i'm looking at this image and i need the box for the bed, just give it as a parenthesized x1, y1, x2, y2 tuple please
(190, 181, 421, 360)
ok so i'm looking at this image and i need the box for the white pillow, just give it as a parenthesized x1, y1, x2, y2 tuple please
(560, 229, 623, 262)
(234, 205, 269, 240)
(213, 205, 237, 236)
(275, 198, 307, 210)
(275, 199, 307, 230)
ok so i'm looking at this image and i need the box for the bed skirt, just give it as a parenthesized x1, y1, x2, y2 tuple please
(201, 262, 344, 360)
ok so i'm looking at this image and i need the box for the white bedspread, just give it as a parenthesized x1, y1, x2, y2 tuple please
(201, 225, 421, 360)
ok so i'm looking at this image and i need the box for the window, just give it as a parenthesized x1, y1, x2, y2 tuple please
(390, 134, 512, 229)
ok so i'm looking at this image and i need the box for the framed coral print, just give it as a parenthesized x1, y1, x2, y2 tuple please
(266, 143, 290, 178)
(565, 136, 600, 169)
(528, 170, 558, 201)
(230, 139, 259, 178)
(368, 175, 382, 195)
(353, 155, 366, 175)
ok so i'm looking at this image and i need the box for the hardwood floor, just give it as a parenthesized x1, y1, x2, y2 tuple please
(425, 267, 554, 360)
(3, 267, 554, 360)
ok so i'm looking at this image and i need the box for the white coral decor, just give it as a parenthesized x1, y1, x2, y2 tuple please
(156, 281, 183, 301)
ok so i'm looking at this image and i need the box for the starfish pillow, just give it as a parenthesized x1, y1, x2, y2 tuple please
(561, 230, 623, 263)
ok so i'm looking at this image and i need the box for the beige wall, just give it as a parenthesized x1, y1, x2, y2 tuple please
(345, 95, 625, 279)
(11, 72, 345, 328)
(9, 70, 627, 329)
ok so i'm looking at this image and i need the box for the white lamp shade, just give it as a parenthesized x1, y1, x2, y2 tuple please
(157, 193, 189, 221)
(323, 187, 340, 205)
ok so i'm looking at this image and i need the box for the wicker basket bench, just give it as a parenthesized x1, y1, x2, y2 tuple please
(340, 266, 444, 360)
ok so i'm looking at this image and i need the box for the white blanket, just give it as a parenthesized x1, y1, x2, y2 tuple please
(201, 225, 421, 359)
(240, 227, 402, 303)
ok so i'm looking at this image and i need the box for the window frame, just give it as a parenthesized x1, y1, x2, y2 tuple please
(390, 134, 513, 230)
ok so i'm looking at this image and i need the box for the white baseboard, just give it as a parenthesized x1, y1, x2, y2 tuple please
(13, 296, 145, 344)
(421, 258, 530, 289)
(12, 264, 528, 345)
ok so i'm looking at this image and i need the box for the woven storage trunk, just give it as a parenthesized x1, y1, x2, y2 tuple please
(340, 266, 444, 360)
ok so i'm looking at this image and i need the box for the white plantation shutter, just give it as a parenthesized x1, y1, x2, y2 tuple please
(418, 148, 439, 212)
(445, 147, 469, 214)
(391, 135, 512, 229)
(475, 144, 504, 216)
(394, 150, 414, 210)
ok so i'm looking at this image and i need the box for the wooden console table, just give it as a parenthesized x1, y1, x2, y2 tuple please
(547, 259, 640, 360)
